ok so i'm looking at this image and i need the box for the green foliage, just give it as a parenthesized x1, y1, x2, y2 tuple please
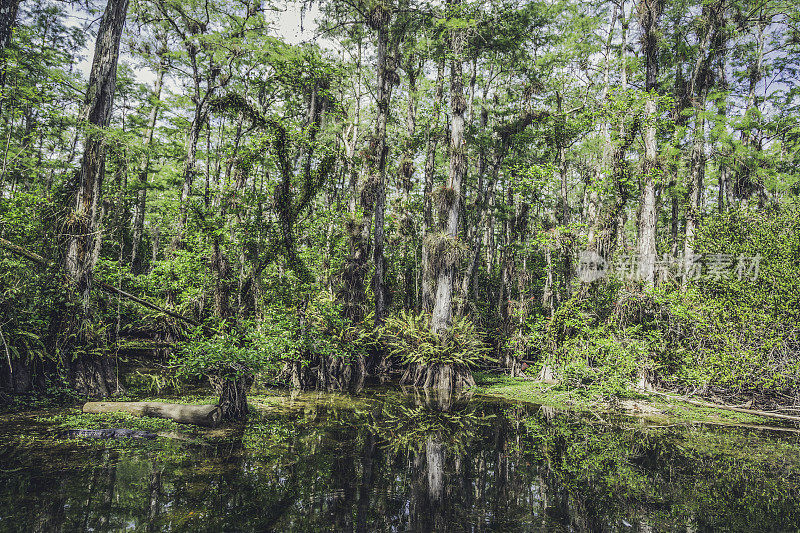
(0, 192, 65, 372)
(174, 290, 379, 387)
(303, 290, 379, 361)
(174, 319, 281, 382)
(383, 311, 489, 367)
(521, 203, 800, 399)
(521, 292, 647, 397)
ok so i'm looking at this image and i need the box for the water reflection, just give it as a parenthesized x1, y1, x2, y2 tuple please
(2, 388, 800, 532)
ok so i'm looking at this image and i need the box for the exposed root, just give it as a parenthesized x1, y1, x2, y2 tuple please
(210, 374, 253, 421)
(280, 354, 366, 392)
(68, 356, 125, 398)
(400, 363, 475, 393)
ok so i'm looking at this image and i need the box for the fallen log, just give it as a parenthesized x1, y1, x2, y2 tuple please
(648, 390, 800, 424)
(0, 237, 199, 326)
(83, 401, 222, 428)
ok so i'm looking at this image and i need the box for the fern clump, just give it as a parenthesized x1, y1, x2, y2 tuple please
(383, 311, 488, 368)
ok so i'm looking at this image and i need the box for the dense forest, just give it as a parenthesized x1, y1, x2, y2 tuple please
(0, 0, 798, 420)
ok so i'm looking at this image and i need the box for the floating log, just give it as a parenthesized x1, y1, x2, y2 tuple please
(83, 401, 222, 427)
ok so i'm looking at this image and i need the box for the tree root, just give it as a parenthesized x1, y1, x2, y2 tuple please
(400, 363, 475, 392)
(280, 354, 366, 392)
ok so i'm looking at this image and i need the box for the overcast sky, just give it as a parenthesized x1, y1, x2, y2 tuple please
(74, 0, 322, 85)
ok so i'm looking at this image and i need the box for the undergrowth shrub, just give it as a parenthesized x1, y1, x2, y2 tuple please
(522, 204, 800, 400)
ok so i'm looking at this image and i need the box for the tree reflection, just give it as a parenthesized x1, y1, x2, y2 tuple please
(3, 390, 800, 531)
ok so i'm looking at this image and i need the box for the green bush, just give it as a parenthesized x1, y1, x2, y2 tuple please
(523, 203, 800, 399)
(174, 319, 281, 383)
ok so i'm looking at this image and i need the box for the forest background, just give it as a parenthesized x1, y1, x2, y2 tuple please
(0, 0, 798, 419)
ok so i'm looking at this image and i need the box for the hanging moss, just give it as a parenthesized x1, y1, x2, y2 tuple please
(424, 232, 467, 278)
(433, 186, 456, 215)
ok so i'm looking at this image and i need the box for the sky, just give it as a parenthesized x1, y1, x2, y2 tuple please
(74, 0, 322, 84)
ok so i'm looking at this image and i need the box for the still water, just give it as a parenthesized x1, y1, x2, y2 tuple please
(1, 387, 800, 532)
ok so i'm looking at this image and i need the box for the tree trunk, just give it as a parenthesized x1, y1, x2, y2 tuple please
(555, 92, 569, 227)
(463, 149, 498, 308)
(217, 376, 250, 422)
(169, 29, 221, 249)
(555, 93, 572, 299)
(61, 0, 128, 398)
(64, 0, 129, 306)
(400, 54, 420, 310)
(683, 109, 705, 274)
(587, 4, 617, 252)
(735, 14, 765, 202)
(421, 61, 444, 313)
(422, 0, 473, 393)
(635, 0, 662, 285)
(637, 96, 658, 284)
(370, 10, 400, 328)
(174, 102, 206, 247)
(431, 3, 465, 337)
(83, 401, 223, 427)
(683, 0, 723, 278)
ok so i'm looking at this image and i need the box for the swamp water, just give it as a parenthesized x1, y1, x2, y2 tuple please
(1, 387, 800, 532)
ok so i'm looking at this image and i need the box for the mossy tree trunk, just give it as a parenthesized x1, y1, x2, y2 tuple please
(216, 375, 251, 422)
(635, 0, 663, 285)
(425, 0, 473, 392)
(62, 0, 129, 398)
(421, 61, 444, 313)
(368, 5, 401, 330)
(430, 0, 465, 338)
(64, 0, 128, 306)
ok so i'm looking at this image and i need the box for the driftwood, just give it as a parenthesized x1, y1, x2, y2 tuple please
(0, 237, 199, 326)
(83, 401, 222, 427)
(649, 390, 800, 424)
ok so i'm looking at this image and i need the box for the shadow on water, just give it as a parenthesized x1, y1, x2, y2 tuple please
(2, 387, 800, 532)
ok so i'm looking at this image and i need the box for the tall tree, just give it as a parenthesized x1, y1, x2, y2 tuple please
(60, 0, 129, 398)
(421, 59, 444, 312)
(423, 0, 474, 391)
(130, 42, 168, 273)
(683, 0, 726, 278)
(635, 0, 663, 285)
(430, 0, 465, 338)
(65, 0, 129, 306)
(367, 2, 406, 328)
